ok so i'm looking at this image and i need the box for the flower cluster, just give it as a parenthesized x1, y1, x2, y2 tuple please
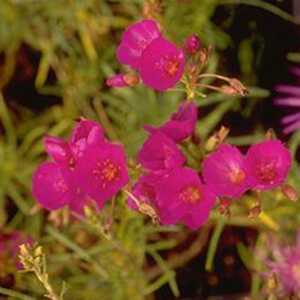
(32, 119, 129, 212)
(203, 140, 292, 198)
(128, 100, 216, 230)
(128, 100, 292, 229)
(107, 19, 185, 91)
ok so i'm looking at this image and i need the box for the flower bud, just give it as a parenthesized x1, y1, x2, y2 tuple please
(123, 73, 140, 86)
(184, 34, 201, 54)
(281, 184, 298, 201)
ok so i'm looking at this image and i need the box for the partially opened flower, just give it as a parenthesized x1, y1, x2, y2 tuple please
(75, 142, 129, 208)
(202, 144, 250, 198)
(44, 119, 105, 168)
(117, 19, 161, 70)
(156, 167, 216, 229)
(245, 140, 291, 191)
(138, 132, 185, 172)
(144, 100, 198, 142)
(274, 66, 300, 134)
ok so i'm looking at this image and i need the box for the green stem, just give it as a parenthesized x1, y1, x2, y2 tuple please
(205, 218, 226, 271)
(0, 287, 34, 300)
(220, 0, 298, 24)
(93, 95, 118, 141)
(46, 226, 108, 279)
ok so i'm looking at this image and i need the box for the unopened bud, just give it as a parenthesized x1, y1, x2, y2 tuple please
(199, 46, 212, 65)
(123, 73, 140, 86)
(205, 126, 230, 152)
(248, 205, 261, 218)
(265, 128, 276, 140)
(220, 85, 238, 95)
(229, 78, 248, 96)
(219, 198, 231, 216)
(281, 184, 298, 202)
(184, 34, 201, 55)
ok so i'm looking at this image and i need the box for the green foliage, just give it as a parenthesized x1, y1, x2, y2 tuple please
(0, 0, 299, 299)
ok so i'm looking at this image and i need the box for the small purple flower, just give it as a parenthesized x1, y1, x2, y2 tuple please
(138, 132, 185, 172)
(144, 100, 198, 142)
(117, 19, 161, 70)
(266, 232, 300, 297)
(274, 66, 300, 134)
(184, 34, 201, 54)
(202, 144, 250, 198)
(75, 142, 129, 208)
(156, 167, 216, 229)
(245, 140, 291, 191)
(139, 37, 185, 91)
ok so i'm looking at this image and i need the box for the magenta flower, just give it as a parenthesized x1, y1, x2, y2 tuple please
(0, 231, 32, 269)
(33, 119, 128, 211)
(45, 119, 104, 167)
(184, 34, 201, 54)
(245, 140, 291, 191)
(127, 172, 163, 211)
(266, 232, 300, 297)
(144, 100, 198, 142)
(75, 142, 129, 209)
(138, 132, 185, 172)
(33, 162, 76, 210)
(156, 167, 216, 229)
(274, 67, 300, 134)
(114, 19, 185, 91)
(139, 37, 185, 91)
(117, 19, 161, 70)
(202, 144, 250, 198)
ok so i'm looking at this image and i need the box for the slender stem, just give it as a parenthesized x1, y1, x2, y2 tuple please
(0, 287, 34, 300)
(205, 218, 225, 271)
(219, 0, 298, 24)
(198, 73, 231, 82)
(93, 95, 118, 141)
(33, 267, 60, 300)
(196, 83, 223, 92)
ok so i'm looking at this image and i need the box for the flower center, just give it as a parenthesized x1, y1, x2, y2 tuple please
(180, 185, 202, 204)
(93, 159, 121, 189)
(256, 161, 277, 183)
(164, 55, 180, 77)
(229, 168, 245, 185)
(54, 179, 69, 193)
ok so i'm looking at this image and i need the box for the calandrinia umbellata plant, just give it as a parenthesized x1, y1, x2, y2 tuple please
(20, 16, 298, 300)
(1, 1, 300, 299)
